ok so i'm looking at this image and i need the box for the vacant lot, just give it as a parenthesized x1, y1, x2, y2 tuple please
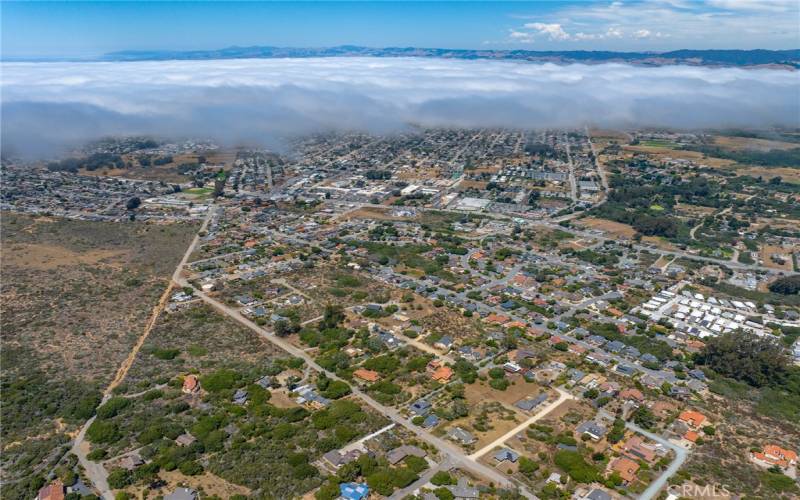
(622, 145, 736, 168)
(0, 212, 197, 498)
(760, 245, 795, 271)
(713, 135, 798, 152)
(465, 377, 545, 412)
(120, 303, 285, 394)
(576, 217, 637, 239)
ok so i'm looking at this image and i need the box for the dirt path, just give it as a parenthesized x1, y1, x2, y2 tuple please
(689, 223, 702, 241)
(402, 335, 455, 364)
(104, 282, 175, 396)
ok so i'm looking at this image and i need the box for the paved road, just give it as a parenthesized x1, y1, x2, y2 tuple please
(625, 421, 689, 500)
(469, 387, 574, 460)
(178, 278, 533, 496)
(563, 134, 578, 203)
(72, 417, 113, 500)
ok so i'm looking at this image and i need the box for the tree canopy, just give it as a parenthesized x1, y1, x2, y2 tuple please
(696, 331, 790, 388)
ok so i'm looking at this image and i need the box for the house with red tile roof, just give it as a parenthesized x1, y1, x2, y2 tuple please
(619, 388, 645, 403)
(353, 369, 380, 383)
(484, 313, 510, 325)
(621, 436, 658, 463)
(37, 480, 64, 500)
(678, 410, 706, 428)
(431, 365, 454, 383)
(751, 444, 798, 470)
(182, 374, 200, 394)
(610, 456, 640, 484)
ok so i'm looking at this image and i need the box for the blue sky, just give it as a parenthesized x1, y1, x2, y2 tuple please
(2, 1, 798, 58)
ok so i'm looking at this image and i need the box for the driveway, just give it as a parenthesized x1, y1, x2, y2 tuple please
(469, 387, 574, 460)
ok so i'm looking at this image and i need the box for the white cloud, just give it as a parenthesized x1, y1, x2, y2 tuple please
(505, 0, 799, 48)
(1, 57, 798, 156)
(522, 23, 572, 41)
(515, 22, 626, 42)
(707, 0, 798, 12)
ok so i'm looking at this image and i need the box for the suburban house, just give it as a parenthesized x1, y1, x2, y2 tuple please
(322, 449, 363, 469)
(493, 448, 520, 463)
(577, 420, 608, 441)
(678, 410, 707, 428)
(37, 480, 65, 500)
(621, 436, 658, 463)
(619, 388, 644, 404)
(387, 445, 427, 465)
(751, 444, 798, 470)
(447, 426, 476, 445)
(515, 393, 548, 412)
(610, 456, 640, 484)
(353, 368, 380, 383)
(175, 433, 196, 447)
(434, 335, 454, 351)
(431, 365, 454, 383)
(409, 399, 432, 416)
(182, 374, 200, 394)
(339, 482, 369, 500)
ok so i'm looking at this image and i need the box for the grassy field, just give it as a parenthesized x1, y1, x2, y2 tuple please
(639, 139, 679, 148)
(0, 212, 198, 499)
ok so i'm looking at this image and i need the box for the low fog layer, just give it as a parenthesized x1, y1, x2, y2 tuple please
(2, 57, 798, 156)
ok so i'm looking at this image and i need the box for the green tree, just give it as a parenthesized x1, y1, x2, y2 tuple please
(696, 331, 790, 388)
(106, 468, 131, 489)
(431, 471, 455, 486)
(633, 406, 657, 429)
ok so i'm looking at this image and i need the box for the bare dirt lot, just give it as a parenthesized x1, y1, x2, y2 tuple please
(576, 217, 637, 239)
(340, 206, 410, 222)
(465, 377, 546, 412)
(622, 145, 736, 168)
(759, 245, 795, 271)
(713, 135, 798, 152)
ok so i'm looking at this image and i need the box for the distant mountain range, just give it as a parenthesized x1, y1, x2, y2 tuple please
(100, 46, 800, 68)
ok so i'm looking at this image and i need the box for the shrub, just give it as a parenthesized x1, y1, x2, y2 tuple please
(106, 468, 131, 489)
(202, 369, 240, 392)
(489, 378, 510, 391)
(86, 420, 119, 444)
(178, 460, 203, 476)
(95, 397, 130, 419)
(151, 348, 180, 360)
(554, 450, 600, 483)
(434, 488, 455, 500)
(404, 455, 428, 474)
(431, 471, 455, 486)
(87, 449, 107, 461)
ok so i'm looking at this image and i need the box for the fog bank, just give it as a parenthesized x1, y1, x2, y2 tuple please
(2, 57, 798, 156)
